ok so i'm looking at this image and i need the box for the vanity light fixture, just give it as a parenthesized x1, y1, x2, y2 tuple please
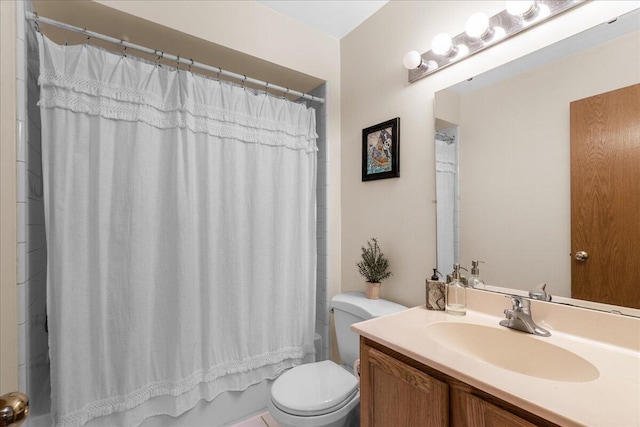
(404, 0, 585, 82)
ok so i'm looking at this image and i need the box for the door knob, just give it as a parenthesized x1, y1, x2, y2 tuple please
(0, 391, 29, 427)
(575, 251, 589, 262)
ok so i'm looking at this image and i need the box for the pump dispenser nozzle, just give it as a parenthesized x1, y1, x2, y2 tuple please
(468, 260, 485, 289)
(446, 263, 468, 285)
(452, 263, 462, 280)
(471, 260, 484, 275)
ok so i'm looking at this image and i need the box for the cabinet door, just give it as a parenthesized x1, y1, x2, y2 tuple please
(361, 345, 448, 427)
(466, 394, 538, 427)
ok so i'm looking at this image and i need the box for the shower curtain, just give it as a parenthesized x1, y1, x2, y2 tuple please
(435, 137, 456, 275)
(37, 34, 317, 427)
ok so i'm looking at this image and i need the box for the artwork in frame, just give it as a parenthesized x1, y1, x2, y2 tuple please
(362, 118, 400, 181)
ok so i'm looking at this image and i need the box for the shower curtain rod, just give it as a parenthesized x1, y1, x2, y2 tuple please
(25, 11, 325, 104)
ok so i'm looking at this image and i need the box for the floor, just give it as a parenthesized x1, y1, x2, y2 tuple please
(232, 411, 280, 427)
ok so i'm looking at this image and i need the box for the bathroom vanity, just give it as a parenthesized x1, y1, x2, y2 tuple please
(359, 338, 551, 426)
(352, 289, 640, 427)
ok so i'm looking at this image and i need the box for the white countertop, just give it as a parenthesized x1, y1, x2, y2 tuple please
(352, 302, 640, 427)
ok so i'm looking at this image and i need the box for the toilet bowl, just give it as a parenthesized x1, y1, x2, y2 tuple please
(268, 360, 360, 427)
(268, 292, 407, 427)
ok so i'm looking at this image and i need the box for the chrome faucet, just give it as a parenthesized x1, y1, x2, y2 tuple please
(499, 296, 551, 337)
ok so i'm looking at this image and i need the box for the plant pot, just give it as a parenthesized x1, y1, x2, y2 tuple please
(365, 282, 381, 300)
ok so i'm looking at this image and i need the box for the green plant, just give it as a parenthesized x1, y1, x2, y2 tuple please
(356, 238, 392, 283)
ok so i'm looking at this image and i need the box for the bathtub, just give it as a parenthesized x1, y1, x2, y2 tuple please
(28, 334, 322, 427)
(142, 333, 322, 427)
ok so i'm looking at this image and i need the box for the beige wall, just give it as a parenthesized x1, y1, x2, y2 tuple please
(0, 0, 18, 393)
(434, 89, 460, 130)
(457, 31, 639, 297)
(96, 0, 344, 305)
(340, 1, 639, 308)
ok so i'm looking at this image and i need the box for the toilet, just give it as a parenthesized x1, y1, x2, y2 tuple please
(268, 292, 407, 427)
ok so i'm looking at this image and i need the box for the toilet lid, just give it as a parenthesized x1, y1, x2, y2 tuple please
(271, 360, 359, 416)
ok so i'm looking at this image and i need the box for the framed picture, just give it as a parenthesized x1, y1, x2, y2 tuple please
(362, 118, 400, 181)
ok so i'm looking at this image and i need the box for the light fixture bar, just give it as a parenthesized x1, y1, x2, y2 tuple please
(408, 0, 585, 82)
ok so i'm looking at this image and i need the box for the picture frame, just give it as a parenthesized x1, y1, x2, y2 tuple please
(362, 117, 400, 181)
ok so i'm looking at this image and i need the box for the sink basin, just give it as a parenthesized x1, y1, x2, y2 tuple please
(425, 322, 599, 382)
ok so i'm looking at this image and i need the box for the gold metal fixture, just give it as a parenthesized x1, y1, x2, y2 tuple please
(0, 392, 29, 427)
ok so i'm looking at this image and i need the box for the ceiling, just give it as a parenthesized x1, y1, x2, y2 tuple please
(257, 1, 389, 39)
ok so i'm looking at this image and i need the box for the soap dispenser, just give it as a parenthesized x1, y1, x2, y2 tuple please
(426, 269, 445, 311)
(467, 260, 485, 289)
(446, 263, 466, 316)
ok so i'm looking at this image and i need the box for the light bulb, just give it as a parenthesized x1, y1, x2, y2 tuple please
(506, 1, 535, 16)
(403, 50, 423, 70)
(426, 60, 438, 71)
(455, 44, 470, 59)
(465, 12, 490, 38)
(432, 33, 453, 55)
(492, 27, 506, 41)
(536, 4, 551, 20)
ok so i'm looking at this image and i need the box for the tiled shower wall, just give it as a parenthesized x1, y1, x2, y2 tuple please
(16, 0, 50, 421)
(309, 84, 330, 362)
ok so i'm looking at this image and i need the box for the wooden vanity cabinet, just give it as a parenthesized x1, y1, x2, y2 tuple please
(360, 344, 448, 426)
(360, 338, 558, 427)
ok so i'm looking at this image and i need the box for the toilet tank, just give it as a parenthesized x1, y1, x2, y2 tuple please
(330, 292, 407, 367)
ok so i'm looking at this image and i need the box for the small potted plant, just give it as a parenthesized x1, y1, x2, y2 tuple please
(356, 238, 392, 299)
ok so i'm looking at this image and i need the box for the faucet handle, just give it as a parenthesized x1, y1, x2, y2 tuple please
(505, 296, 531, 312)
(529, 283, 552, 301)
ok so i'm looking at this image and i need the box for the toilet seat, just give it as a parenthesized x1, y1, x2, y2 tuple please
(271, 360, 359, 417)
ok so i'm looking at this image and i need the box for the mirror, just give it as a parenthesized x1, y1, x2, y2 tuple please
(434, 8, 640, 316)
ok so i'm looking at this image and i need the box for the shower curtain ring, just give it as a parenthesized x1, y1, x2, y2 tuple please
(156, 52, 163, 67)
(176, 55, 180, 72)
(33, 13, 41, 33)
(264, 82, 269, 96)
(242, 75, 247, 90)
(189, 59, 194, 74)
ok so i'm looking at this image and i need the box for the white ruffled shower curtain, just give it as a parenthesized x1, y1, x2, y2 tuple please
(38, 34, 317, 427)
